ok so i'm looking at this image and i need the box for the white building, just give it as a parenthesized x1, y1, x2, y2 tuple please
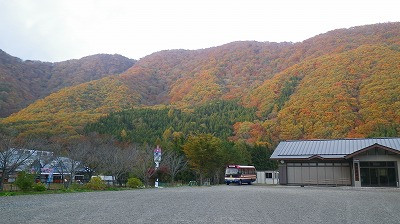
(256, 171, 279, 184)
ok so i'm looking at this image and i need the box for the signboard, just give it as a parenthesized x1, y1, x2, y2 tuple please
(354, 162, 359, 182)
(154, 145, 162, 163)
(46, 168, 54, 183)
(41, 168, 54, 174)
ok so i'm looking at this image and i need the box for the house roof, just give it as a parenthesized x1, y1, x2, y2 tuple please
(270, 138, 400, 160)
(1, 149, 85, 173)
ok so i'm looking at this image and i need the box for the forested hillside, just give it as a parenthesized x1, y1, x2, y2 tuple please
(84, 100, 256, 143)
(0, 51, 135, 117)
(3, 77, 139, 138)
(2, 23, 400, 143)
(244, 44, 400, 143)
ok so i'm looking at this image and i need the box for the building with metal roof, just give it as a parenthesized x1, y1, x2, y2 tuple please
(271, 138, 400, 187)
(0, 149, 87, 184)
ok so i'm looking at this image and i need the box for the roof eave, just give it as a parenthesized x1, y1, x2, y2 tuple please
(271, 155, 347, 161)
(345, 143, 400, 159)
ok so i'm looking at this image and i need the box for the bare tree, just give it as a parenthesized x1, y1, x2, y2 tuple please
(0, 135, 39, 191)
(33, 151, 56, 186)
(133, 145, 156, 186)
(80, 133, 108, 180)
(27, 140, 55, 183)
(51, 138, 88, 188)
(52, 155, 68, 187)
(163, 150, 187, 183)
(100, 142, 137, 186)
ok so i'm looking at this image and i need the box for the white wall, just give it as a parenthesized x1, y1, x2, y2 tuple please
(256, 171, 279, 184)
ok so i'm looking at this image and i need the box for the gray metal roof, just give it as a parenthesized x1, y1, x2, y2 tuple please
(1, 149, 85, 173)
(270, 138, 400, 160)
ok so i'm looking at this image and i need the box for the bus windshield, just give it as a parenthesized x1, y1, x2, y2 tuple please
(225, 168, 239, 175)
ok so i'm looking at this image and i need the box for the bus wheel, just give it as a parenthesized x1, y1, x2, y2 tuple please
(248, 181, 252, 185)
(226, 182, 230, 185)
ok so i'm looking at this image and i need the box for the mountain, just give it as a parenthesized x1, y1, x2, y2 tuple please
(2, 22, 400, 141)
(83, 44, 400, 145)
(244, 44, 400, 143)
(0, 51, 135, 117)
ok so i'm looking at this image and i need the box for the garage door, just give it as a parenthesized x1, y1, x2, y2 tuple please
(287, 162, 351, 185)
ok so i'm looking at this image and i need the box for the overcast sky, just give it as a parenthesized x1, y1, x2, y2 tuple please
(0, 0, 399, 62)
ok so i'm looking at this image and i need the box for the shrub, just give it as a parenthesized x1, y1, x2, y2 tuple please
(127, 177, 144, 188)
(15, 171, 35, 191)
(32, 182, 46, 191)
(85, 177, 107, 190)
(70, 183, 84, 190)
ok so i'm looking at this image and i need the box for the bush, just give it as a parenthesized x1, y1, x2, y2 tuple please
(127, 177, 144, 188)
(15, 171, 35, 191)
(32, 182, 46, 191)
(85, 177, 107, 190)
(70, 183, 84, 190)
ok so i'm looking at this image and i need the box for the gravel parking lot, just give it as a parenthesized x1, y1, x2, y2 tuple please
(1, 185, 400, 224)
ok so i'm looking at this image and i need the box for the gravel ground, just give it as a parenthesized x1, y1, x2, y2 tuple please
(1, 185, 400, 224)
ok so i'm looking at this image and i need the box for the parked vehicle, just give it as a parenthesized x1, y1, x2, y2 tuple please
(224, 165, 256, 185)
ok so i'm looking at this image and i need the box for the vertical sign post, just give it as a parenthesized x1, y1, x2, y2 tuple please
(154, 145, 162, 188)
(354, 163, 359, 181)
(44, 168, 54, 189)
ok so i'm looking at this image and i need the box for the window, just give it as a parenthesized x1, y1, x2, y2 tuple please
(371, 162, 386, 167)
(387, 162, 395, 167)
(225, 168, 238, 175)
(266, 173, 273, 178)
(360, 161, 396, 168)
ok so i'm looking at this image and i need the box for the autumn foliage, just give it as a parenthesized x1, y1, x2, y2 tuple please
(0, 52, 134, 117)
(1, 22, 400, 144)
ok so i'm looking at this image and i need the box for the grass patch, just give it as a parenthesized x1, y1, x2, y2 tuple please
(0, 182, 193, 197)
(0, 186, 137, 197)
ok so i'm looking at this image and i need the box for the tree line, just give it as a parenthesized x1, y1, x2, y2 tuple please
(1, 127, 277, 191)
(84, 100, 257, 143)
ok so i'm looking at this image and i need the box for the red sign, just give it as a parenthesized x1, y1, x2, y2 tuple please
(154, 145, 162, 154)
